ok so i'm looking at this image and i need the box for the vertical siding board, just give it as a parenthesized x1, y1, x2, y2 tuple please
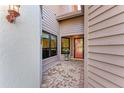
(85, 5, 124, 88)
(84, 5, 90, 87)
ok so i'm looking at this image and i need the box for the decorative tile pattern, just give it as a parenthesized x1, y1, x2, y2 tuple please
(42, 61, 84, 88)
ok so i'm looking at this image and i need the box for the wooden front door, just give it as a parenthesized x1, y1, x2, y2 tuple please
(74, 38, 83, 59)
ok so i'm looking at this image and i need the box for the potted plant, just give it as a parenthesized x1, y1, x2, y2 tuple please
(62, 48, 70, 61)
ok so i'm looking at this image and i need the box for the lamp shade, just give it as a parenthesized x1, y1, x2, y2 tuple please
(6, 5, 20, 23)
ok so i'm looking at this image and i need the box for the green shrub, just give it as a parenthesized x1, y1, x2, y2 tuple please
(62, 48, 70, 54)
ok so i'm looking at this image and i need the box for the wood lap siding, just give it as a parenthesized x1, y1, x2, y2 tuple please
(42, 6, 59, 72)
(85, 5, 124, 88)
(43, 6, 59, 35)
(60, 16, 84, 37)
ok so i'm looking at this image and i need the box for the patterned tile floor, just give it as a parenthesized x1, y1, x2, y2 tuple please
(42, 60, 84, 88)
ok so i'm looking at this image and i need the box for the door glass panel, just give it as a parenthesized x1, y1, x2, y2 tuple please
(75, 38, 83, 59)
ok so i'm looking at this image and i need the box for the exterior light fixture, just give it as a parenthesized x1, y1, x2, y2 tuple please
(6, 5, 20, 23)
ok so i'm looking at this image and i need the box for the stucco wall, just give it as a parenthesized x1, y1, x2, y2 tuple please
(0, 5, 41, 88)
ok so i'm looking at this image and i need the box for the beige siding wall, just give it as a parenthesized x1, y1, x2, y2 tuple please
(59, 16, 84, 60)
(42, 6, 60, 72)
(60, 16, 84, 37)
(85, 5, 124, 88)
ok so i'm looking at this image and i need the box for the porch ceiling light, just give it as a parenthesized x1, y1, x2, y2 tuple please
(6, 5, 20, 23)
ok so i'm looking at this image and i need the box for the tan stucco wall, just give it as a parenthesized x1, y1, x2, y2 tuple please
(0, 5, 41, 88)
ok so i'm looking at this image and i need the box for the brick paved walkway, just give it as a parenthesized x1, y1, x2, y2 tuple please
(42, 60, 84, 88)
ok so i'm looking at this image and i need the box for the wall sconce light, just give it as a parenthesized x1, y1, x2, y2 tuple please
(6, 5, 20, 23)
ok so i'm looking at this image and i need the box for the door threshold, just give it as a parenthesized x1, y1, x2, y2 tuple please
(70, 58, 83, 61)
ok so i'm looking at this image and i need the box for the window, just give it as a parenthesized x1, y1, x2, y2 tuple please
(42, 32, 50, 59)
(51, 35, 57, 56)
(61, 37, 70, 54)
(42, 31, 57, 59)
(72, 5, 81, 11)
(78, 5, 81, 10)
(72, 5, 78, 11)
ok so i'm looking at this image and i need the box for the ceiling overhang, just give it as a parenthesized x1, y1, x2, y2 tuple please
(57, 10, 83, 21)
